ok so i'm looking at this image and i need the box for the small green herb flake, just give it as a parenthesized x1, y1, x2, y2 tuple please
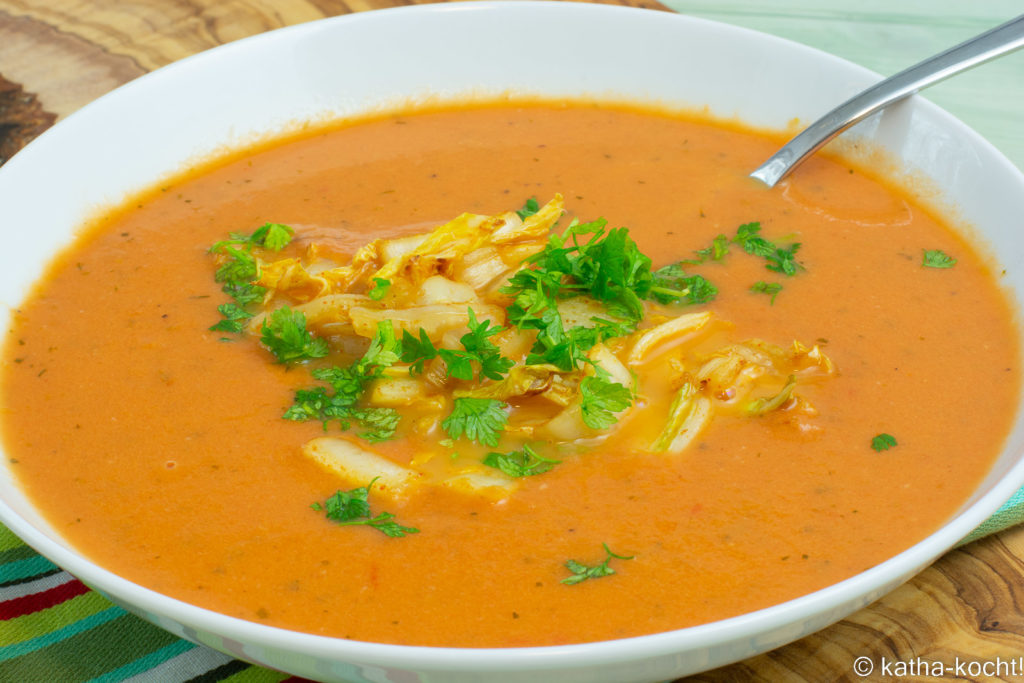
(314, 480, 419, 537)
(871, 433, 898, 452)
(923, 249, 956, 269)
(561, 543, 634, 585)
(687, 233, 731, 263)
(516, 197, 540, 219)
(368, 277, 391, 300)
(750, 281, 783, 304)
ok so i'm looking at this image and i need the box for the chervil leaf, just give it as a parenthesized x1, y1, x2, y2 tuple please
(579, 376, 633, 430)
(442, 397, 509, 447)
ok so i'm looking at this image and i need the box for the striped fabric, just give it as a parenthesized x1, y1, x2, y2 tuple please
(2, 3, 1023, 681)
(0, 525, 305, 683)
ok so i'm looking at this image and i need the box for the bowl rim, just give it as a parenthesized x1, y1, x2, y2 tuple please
(2, 0, 1024, 675)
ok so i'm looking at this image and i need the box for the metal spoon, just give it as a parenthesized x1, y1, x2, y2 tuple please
(750, 13, 1024, 188)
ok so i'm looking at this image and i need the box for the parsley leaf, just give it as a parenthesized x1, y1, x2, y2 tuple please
(733, 222, 803, 276)
(686, 233, 731, 263)
(250, 222, 295, 251)
(503, 218, 720, 373)
(260, 306, 330, 363)
(733, 222, 776, 257)
(561, 543, 634, 585)
(579, 376, 633, 430)
(209, 302, 253, 333)
(350, 407, 402, 443)
(483, 444, 559, 477)
(649, 263, 717, 305)
(404, 310, 513, 382)
(401, 328, 438, 374)
(284, 321, 401, 441)
(516, 197, 540, 219)
(871, 433, 898, 452)
(442, 397, 509, 447)
(208, 223, 294, 332)
(750, 280, 783, 304)
(313, 480, 419, 537)
(211, 222, 294, 253)
(923, 249, 956, 269)
(360, 319, 402, 370)
(765, 243, 802, 275)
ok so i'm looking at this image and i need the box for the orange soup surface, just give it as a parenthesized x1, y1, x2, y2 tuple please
(2, 102, 1019, 647)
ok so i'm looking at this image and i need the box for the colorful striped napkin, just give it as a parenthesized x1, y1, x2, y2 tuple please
(3, 2, 1024, 681)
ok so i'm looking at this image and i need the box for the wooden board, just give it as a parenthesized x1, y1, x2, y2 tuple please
(2, 1, 1023, 680)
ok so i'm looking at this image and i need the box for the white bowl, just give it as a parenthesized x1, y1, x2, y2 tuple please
(2, 3, 1024, 681)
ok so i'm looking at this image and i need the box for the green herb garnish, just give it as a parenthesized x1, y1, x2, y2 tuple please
(313, 480, 418, 537)
(502, 218, 707, 372)
(401, 309, 513, 381)
(483, 444, 559, 477)
(923, 249, 956, 269)
(208, 223, 294, 331)
(284, 321, 401, 441)
(442, 397, 509, 447)
(561, 543, 634, 585)
(368, 277, 392, 300)
(209, 302, 254, 334)
(733, 222, 802, 276)
(579, 376, 633, 430)
(871, 433, 898, 452)
(260, 306, 329, 363)
(516, 197, 540, 219)
(750, 280, 783, 304)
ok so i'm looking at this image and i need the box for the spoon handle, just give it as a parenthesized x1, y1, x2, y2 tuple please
(750, 13, 1024, 188)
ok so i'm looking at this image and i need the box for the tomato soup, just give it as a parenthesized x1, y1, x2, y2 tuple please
(2, 102, 1019, 647)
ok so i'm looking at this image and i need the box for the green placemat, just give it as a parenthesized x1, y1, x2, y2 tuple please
(3, 3, 1024, 681)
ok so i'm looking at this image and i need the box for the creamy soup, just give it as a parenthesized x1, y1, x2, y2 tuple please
(2, 101, 1019, 647)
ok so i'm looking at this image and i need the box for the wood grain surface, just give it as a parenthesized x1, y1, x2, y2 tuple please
(3, 1, 1024, 681)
